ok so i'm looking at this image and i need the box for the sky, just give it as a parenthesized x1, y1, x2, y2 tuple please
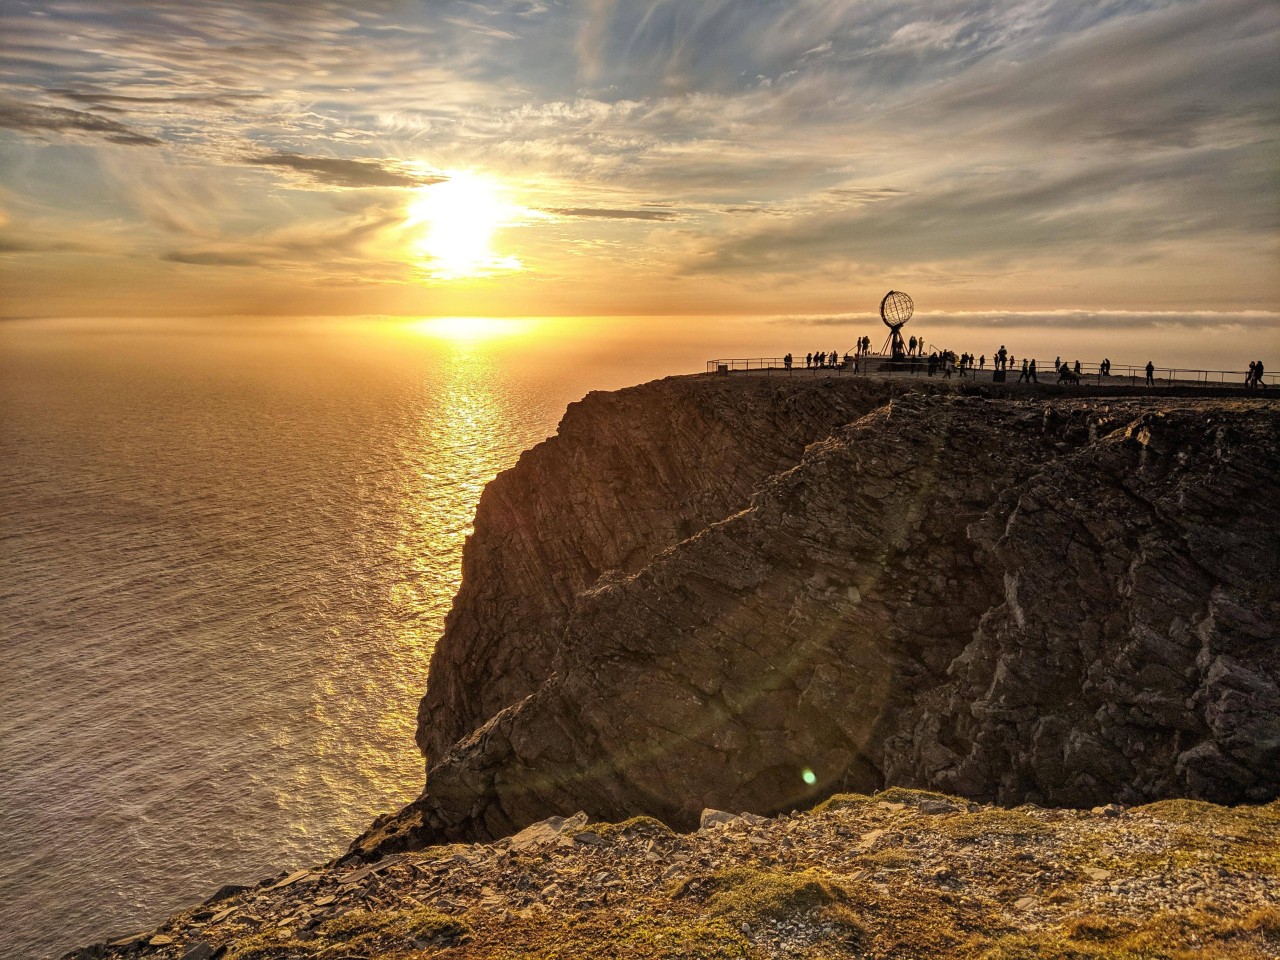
(1, 0, 1278, 337)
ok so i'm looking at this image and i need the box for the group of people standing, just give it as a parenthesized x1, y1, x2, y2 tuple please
(1247, 360, 1268, 389)
(775, 341, 1267, 391)
(802, 350, 842, 369)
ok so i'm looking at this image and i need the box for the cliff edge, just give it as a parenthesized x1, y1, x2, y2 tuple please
(360, 376, 1279, 856)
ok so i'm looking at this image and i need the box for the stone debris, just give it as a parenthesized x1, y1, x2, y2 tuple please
(67, 789, 1280, 959)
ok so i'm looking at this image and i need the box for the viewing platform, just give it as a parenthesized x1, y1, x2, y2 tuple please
(705, 355, 1275, 392)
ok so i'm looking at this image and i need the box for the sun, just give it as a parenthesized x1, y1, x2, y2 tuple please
(405, 172, 520, 279)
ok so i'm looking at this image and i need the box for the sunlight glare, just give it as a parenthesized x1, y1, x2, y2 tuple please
(406, 172, 521, 279)
(410, 316, 527, 341)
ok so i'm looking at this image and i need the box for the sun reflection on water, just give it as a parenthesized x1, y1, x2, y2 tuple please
(371, 348, 512, 772)
(410, 316, 529, 341)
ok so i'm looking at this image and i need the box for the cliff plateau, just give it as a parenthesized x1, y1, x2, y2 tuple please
(360, 376, 1279, 857)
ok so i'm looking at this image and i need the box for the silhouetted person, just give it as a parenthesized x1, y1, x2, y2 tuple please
(830, 350, 838, 367)
(805, 352, 812, 368)
(979, 354, 986, 370)
(1253, 360, 1267, 389)
(784, 353, 792, 370)
(1145, 360, 1155, 386)
(1074, 359, 1082, 375)
(1017, 358, 1029, 383)
(1028, 358, 1038, 383)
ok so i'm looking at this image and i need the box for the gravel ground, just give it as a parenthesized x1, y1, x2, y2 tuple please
(70, 788, 1279, 959)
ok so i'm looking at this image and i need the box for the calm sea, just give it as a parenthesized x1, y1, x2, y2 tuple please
(0, 316, 773, 959)
(0, 313, 1239, 957)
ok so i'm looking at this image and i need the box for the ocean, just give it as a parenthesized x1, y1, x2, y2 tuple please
(0, 313, 1248, 957)
(0, 316, 759, 959)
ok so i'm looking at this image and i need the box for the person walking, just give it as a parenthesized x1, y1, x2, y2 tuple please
(1028, 358, 1038, 383)
(1145, 360, 1155, 386)
(1253, 359, 1267, 389)
(1017, 358, 1029, 383)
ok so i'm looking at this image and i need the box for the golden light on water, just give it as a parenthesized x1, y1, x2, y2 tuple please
(411, 316, 528, 341)
(405, 172, 522, 279)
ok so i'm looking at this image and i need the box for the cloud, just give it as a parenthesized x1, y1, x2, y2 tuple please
(160, 250, 261, 267)
(545, 207, 678, 220)
(244, 153, 446, 189)
(0, 97, 161, 145)
(51, 88, 269, 110)
(0, 236, 97, 254)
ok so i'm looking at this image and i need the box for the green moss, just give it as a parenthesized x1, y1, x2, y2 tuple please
(981, 906, 1280, 960)
(1135, 801, 1280, 878)
(1140, 799, 1280, 835)
(227, 906, 471, 959)
(936, 807, 1051, 842)
(225, 932, 315, 960)
(861, 846, 913, 870)
(458, 912, 751, 960)
(689, 866, 866, 947)
(874, 786, 962, 806)
(577, 815, 675, 839)
(810, 792, 876, 815)
(317, 904, 471, 945)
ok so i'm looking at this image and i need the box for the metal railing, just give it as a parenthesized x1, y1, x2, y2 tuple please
(705, 355, 1276, 389)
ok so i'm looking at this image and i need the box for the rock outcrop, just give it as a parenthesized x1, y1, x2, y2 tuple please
(360, 378, 1280, 856)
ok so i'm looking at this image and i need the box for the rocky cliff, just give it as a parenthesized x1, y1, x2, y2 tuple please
(360, 377, 1280, 856)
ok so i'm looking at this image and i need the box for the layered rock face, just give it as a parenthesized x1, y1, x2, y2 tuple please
(419, 376, 913, 759)
(360, 379, 1279, 856)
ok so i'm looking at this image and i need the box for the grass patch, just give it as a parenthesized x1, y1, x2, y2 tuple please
(981, 906, 1280, 960)
(451, 911, 752, 960)
(861, 847, 913, 871)
(874, 786, 962, 807)
(317, 904, 470, 944)
(226, 933, 314, 960)
(1139, 800, 1280, 877)
(936, 807, 1051, 842)
(685, 866, 866, 948)
(226, 906, 471, 960)
(810, 792, 877, 815)
(576, 815, 675, 840)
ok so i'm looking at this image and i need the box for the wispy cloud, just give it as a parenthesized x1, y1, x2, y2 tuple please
(545, 207, 678, 221)
(0, 97, 161, 145)
(244, 153, 446, 189)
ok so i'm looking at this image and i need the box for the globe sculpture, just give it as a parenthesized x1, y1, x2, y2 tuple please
(879, 289, 913, 359)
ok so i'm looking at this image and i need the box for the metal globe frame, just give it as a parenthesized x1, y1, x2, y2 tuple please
(879, 290, 914, 359)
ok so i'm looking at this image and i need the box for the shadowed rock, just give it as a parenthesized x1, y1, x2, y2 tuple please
(355, 380, 1279, 858)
